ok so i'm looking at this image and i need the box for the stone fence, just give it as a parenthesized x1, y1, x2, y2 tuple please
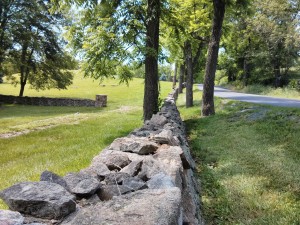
(0, 94, 107, 107)
(0, 88, 204, 225)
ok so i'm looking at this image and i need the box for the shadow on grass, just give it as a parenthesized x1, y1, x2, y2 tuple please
(184, 107, 300, 224)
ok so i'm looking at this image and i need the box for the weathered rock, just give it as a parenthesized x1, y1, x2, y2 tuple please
(81, 162, 111, 180)
(150, 129, 178, 146)
(61, 188, 182, 225)
(40, 170, 69, 191)
(97, 185, 132, 201)
(78, 194, 101, 207)
(149, 114, 168, 127)
(181, 145, 196, 170)
(103, 172, 130, 185)
(23, 216, 54, 225)
(64, 172, 100, 197)
(147, 173, 175, 189)
(154, 147, 183, 190)
(109, 137, 159, 155)
(123, 177, 147, 191)
(91, 150, 131, 170)
(182, 169, 203, 225)
(120, 160, 143, 177)
(0, 182, 76, 220)
(0, 210, 24, 225)
(137, 157, 166, 181)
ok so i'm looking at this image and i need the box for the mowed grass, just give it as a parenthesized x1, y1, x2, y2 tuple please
(177, 88, 300, 225)
(0, 70, 172, 209)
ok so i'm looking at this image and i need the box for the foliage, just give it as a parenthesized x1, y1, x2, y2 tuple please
(0, 0, 76, 96)
(219, 0, 300, 87)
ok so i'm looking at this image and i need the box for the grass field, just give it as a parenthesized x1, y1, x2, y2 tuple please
(0, 70, 172, 209)
(177, 88, 300, 225)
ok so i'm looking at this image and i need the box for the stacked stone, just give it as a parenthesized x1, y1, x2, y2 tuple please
(0, 88, 203, 225)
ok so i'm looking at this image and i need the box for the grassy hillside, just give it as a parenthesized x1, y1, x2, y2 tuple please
(178, 89, 300, 225)
(0, 70, 172, 209)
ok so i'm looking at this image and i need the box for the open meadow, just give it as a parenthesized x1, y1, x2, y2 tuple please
(0, 70, 172, 209)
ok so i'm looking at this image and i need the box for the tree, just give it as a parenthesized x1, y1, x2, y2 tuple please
(202, 0, 226, 116)
(1, 0, 75, 96)
(53, 0, 164, 120)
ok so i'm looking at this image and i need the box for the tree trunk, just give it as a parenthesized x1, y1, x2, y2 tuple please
(143, 0, 160, 121)
(243, 57, 250, 87)
(273, 58, 281, 88)
(173, 63, 177, 88)
(178, 64, 184, 93)
(185, 41, 193, 107)
(202, 0, 225, 116)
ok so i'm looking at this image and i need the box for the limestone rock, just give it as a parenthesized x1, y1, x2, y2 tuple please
(40, 170, 69, 191)
(97, 185, 131, 201)
(149, 114, 168, 127)
(64, 172, 100, 197)
(123, 177, 147, 191)
(154, 146, 184, 189)
(81, 162, 111, 180)
(103, 172, 130, 185)
(109, 137, 159, 155)
(0, 182, 76, 220)
(137, 157, 166, 181)
(120, 160, 143, 177)
(0, 210, 24, 225)
(61, 188, 182, 225)
(150, 129, 178, 146)
(91, 150, 131, 170)
(147, 173, 175, 189)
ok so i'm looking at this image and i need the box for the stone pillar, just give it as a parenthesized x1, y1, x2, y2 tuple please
(95, 95, 107, 107)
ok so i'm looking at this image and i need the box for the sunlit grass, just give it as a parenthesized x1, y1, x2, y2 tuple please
(0, 70, 172, 208)
(177, 88, 300, 225)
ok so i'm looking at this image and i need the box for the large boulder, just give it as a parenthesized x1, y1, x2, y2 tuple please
(61, 188, 182, 225)
(108, 137, 159, 155)
(64, 172, 100, 197)
(0, 182, 76, 220)
(0, 210, 24, 225)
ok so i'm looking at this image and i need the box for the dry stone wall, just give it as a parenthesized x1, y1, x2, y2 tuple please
(0, 88, 204, 225)
(0, 94, 107, 107)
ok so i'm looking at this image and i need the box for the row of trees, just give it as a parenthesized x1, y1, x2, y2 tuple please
(0, 0, 75, 97)
(1, 0, 299, 119)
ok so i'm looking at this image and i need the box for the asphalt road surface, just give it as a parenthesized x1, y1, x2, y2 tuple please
(198, 84, 300, 108)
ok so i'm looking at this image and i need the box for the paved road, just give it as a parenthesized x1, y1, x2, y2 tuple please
(198, 84, 300, 108)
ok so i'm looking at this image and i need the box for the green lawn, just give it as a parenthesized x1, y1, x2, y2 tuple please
(177, 88, 300, 225)
(0, 71, 172, 209)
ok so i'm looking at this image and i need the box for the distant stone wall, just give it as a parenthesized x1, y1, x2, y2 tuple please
(0, 88, 204, 225)
(0, 94, 107, 107)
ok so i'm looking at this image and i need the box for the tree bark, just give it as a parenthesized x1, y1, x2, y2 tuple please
(143, 0, 160, 121)
(178, 63, 184, 93)
(202, 0, 225, 116)
(243, 57, 250, 87)
(173, 63, 177, 88)
(185, 40, 193, 107)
